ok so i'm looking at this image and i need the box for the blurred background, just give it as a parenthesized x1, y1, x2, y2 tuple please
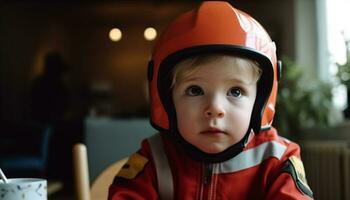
(1, 0, 350, 199)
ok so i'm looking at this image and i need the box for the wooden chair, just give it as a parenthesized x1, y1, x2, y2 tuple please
(73, 143, 127, 200)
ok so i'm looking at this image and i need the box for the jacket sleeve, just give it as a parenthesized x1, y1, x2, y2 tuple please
(108, 139, 159, 200)
(265, 141, 314, 200)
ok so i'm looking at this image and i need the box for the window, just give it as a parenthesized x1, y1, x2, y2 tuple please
(324, 0, 350, 110)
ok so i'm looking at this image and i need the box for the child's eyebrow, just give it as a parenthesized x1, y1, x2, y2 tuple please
(179, 76, 201, 83)
(227, 77, 254, 85)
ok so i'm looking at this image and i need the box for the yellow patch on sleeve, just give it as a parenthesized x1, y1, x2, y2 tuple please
(289, 156, 311, 191)
(116, 153, 149, 179)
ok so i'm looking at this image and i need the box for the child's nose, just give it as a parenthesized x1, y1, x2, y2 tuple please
(204, 97, 225, 118)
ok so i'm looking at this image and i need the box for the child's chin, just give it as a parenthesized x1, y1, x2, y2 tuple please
(199, 145, 227, 154)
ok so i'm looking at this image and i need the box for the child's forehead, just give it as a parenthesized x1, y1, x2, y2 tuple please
(179, 59, 258, 83)
(172, 54, 262, 86)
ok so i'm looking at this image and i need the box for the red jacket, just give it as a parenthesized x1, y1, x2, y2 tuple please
(109, 128, 313, 200)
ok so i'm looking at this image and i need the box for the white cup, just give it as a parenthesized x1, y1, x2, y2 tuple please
(0, 178, 47, 200)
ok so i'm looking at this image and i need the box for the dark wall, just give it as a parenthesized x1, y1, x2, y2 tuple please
(0, 0, 296, 121)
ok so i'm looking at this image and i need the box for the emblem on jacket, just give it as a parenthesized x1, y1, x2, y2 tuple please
(116, 153, 149, 179)
(282, 156, 313, 198)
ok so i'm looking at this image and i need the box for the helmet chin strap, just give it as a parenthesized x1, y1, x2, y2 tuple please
(170, 127, 255, 163)
(245, 130, 255, 147)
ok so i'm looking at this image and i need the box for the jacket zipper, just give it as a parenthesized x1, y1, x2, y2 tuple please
(200, 163, 214, 200)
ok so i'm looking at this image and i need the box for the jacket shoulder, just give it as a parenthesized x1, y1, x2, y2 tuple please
(248, 128, 302, 161)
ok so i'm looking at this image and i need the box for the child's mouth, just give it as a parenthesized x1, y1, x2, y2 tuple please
(200, 127, 226, 135)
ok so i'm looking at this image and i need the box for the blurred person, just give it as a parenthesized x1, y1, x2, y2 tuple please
(29, 51, 76, 187)
(29, 51, 70, 124)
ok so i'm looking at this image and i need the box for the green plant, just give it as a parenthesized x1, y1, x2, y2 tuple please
(273, 57, 336, 138)
(336, 41, 350, 88)
(336, 40, 350, 118)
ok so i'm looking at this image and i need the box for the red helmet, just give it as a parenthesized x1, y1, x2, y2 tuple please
(148, 1, 280, 162)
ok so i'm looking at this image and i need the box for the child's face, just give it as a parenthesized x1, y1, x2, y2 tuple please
(172, 59, 257, 154)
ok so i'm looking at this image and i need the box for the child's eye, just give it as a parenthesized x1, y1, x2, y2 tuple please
(227, 87, 242, 98)
(185, 85, 204, 96)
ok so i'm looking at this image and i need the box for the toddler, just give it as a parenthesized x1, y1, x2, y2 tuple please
(109, 1, 313, 199)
